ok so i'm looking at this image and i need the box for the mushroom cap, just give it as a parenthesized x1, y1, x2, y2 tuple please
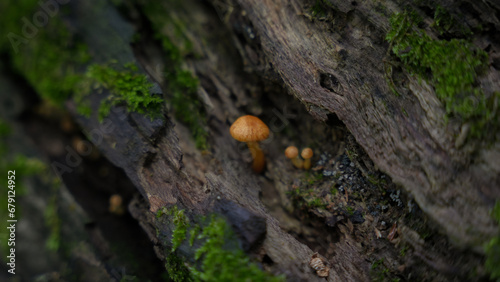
(301, 148, 313, 159)
(109, 194, 123, 207)
(285, 146, 299, 159)
(230, 115, 270, 142)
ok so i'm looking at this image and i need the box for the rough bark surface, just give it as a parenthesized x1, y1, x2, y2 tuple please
(51, 0, 499, 280)
(66, 0, 334, 280)
(220, 0, 500, 249)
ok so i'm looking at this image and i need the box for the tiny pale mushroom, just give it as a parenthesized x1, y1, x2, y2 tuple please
(109, 194, 125, 215)
(301, 148, 314, 170)
(285, 146, 303, 169)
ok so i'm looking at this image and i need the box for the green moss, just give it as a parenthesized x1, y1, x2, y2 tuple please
(0, 0, 39, 51)
(492, 201, 500, 222)
(1, 1, 94, 111)
(166, 253, 194, 282)
(401, 107, 408, 117)
(485, 201, 500, 281)
(168, 206, 189, 251)
(330, 186, 338, 195)
(168, 69, 208, 150)
(157, 208, 166, 219)
(159, 206, 283, 281)
(0, 120, 11, 138)
(287, 173, 328, 211)
(189, 225, 200, 247)
(0, 120, 47, 257)
(386, 11, 499, 141)
(366, 174, 387, 195)
(431, 5, 471, 37)
(2, 2, 165, 123)
(370, 258, 393, 282)
(308, 198, 326, 209)
(140, 2, 209, 150)
(110, 0, 124, 6)
(286, 187, 302, 204)
(9, 11, 90, 106)
(485, 237, 500, 281)
(345, 206, 355, 216)
(192, 215, 283, 282)
(304, 171, 324, 185)
(77, 62, 164, 122)
(399, 245, 408, 257)
(157, 205, 190, 251)
(3, 2, 167, 124)
(44, 193, 61, 251)
(309, 0, 330, 19)
(0, 154, 47, 253)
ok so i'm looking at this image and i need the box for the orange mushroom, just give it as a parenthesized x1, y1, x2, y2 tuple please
(301, 148, 313, 170)
(109, 194, 125, 215)
(230, 115, 270, 173)
(285, 146, 303, 169)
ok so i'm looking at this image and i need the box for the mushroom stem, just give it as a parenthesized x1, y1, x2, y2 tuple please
(301, 148, 313, 170)
(303, 158, 312, 170)
(285, 146, 302, 169)
(247, 141, 265, 173)
(291, 157, 303, 169)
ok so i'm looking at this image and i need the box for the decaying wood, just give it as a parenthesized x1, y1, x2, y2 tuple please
(214, 0, 500, 249)
(66, 0, 351, 280)
(59, 0, 500, 280)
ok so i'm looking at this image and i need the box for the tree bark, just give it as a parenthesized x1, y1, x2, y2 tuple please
(56, 0, 500, 280)
(222, 0, 500, 250)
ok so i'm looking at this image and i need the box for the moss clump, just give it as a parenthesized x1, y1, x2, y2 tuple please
(309, 0, 331, 19)
(399, 245, 408, 257)
(167, 68, 208, 150)
(165, 253, 194, 282)
(330, 186, 338, 195)
(306, 171, 324, 185)
(192, 215, 283, 282)
(345, 206, 355, 216)
(287, 172, 328, 211)
(307, 198, 326, 209)
(44, 192, 61, 251)
(431, 5, 472, 37)
(166, 206, 189, 251)
(370, 258, 397, 282)
(0, 120, 47, 256)
(485, 201, 500, 281)
(6, 3, 90, 106)
(139, 2, 209, 150)
(2, 2, 165, 123)
(159, 206, 283, 281)
(77, 62, 163, 122)
(0, 0, 38, 50)
(189, 225, 200, 247)
(386, 11, 499, 140)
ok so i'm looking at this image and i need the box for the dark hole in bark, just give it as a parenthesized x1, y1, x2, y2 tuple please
(319, 72, 341, 94)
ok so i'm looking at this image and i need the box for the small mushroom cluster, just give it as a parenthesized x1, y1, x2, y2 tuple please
(285, 146, 314, 170)
(229, 115, 315, 173)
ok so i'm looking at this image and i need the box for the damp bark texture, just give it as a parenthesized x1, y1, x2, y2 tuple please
(61, 0, 499, 280)
(216, 0, 500, 249)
